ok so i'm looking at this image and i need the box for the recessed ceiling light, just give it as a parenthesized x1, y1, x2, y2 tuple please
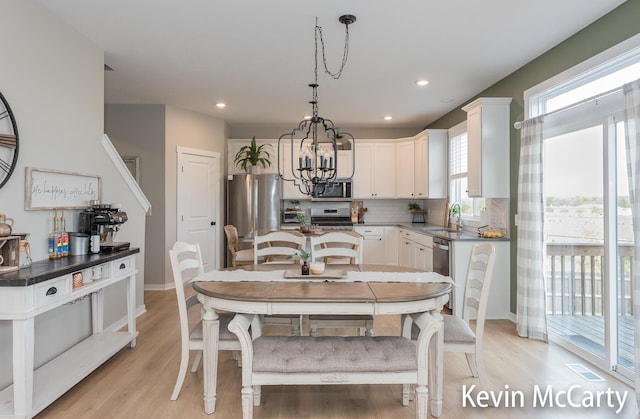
(440, 98, 455, 103)
(216, 102, 226, 108)
(416, 80, 429, 87)
(384, 115, 393, 121)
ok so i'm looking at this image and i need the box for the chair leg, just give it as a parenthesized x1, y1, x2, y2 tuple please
(291, 316, 302, 336)
(170, 347, 190, 400)
(465, 353, 479, 377)
(191, 350, 202, 372)
(402, 384, 411, 406)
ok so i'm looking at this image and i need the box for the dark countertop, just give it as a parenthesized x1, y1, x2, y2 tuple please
(354, 222, 510, 242)
(0, 248, 140, 287)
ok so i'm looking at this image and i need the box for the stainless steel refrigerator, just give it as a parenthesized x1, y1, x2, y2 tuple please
(227, 173, 281, 252)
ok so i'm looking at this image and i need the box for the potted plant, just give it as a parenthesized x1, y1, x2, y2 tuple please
(234, 136, 272, 173)
(289, 249, 311, 275)
(408, 202, 422, 214)
(296, 211, 310, 228)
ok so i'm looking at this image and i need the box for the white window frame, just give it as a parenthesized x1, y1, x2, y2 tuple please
(525, 33, 640, 118)
(447, 121, 485, 222)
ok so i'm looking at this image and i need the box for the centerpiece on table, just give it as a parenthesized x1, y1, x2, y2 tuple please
(289, 249, 311, 275)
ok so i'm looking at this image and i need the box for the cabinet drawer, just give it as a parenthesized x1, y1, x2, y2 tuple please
(111, 256, 134, 277)
(354, 226, 385, 236)
(34, 275, 71, 308)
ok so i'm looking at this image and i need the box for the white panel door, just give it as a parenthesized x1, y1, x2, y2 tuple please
(177, 148, 220, 271)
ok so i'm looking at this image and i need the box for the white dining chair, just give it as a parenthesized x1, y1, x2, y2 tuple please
(253, 230, 307, 264)
(407, 242, 496, 391)
(169, 241, 241, 400)
(308, 231, 374, 337)
(253, 230, 307, 334)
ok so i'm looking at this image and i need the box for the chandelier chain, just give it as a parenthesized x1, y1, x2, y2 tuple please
(315, 20, 351, 80)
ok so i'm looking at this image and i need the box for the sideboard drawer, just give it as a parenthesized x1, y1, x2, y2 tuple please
(111, 256, 134, 277)
(34, 275, 71, 308)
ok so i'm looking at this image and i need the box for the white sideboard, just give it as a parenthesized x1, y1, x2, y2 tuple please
(0, 249, 139, 418)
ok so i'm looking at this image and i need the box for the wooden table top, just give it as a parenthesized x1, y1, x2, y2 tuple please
(192, 264, 452, 304)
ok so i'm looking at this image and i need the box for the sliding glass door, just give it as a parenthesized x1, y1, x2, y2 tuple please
(544, 115, 634, 382)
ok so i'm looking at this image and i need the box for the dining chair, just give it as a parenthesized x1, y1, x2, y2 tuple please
(169, 241, 241, 400)
(224, 224, 256, 267)
(253, 230, 307, 334)
(253, 230, 307, 264)
(308, 231, 374, 337)
(407, 242, 496, 391)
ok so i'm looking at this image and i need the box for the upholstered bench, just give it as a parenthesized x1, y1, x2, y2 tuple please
(228, 313, 441, 419)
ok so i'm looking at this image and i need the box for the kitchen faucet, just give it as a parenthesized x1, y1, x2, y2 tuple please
(449, 202, 462, 231)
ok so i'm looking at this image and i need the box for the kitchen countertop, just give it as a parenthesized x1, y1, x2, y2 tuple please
(354, 222, 510, 242)
(0, 248, 140, 287)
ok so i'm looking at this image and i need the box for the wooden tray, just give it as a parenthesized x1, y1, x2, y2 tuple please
(284, 269, 347, 279)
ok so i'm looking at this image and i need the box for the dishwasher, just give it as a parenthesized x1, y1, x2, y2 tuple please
(432, 237, 450, 277)
(432, 236, 452, 309)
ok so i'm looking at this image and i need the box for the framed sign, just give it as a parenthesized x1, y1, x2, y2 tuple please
(25, 167, 102, 210)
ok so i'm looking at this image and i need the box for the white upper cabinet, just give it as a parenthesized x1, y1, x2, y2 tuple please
(462, 97, 512, 198)
(279, 142, 307, 199)
(395, 130, 447, 199)
(336, 149, 354, 179)
(395, 139, 415, 198)
(353, 142, 396, 198)
(414, 129, 447, 199)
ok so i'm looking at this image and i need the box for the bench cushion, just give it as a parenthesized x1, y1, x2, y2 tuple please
(252, 336, 416, 373)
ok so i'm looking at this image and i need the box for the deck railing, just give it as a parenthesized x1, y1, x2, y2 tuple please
(545, 243, 634, 316)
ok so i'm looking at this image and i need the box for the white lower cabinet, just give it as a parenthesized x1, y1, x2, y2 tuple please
(398, 229, 433, 271)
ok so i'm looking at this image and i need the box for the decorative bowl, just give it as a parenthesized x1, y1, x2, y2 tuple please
(309, 261, 325, 275)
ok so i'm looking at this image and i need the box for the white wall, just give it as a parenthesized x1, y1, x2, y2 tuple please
(105, 105, 166, 288)
(0, 2, 146, 388)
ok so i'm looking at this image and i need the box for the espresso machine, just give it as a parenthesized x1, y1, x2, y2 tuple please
(78, 203, 130, 252)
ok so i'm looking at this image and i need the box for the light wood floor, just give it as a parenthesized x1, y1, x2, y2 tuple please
(36, 289, 637, 418)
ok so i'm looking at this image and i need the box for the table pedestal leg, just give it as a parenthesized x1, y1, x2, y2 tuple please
(429, 311, 444, 417)
(202, 308, 220, 414)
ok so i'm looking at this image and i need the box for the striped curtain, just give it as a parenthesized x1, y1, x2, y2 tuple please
(516, 116, 548, 341)
(623, 79, 640, 406)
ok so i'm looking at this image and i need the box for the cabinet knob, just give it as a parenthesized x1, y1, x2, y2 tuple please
(211, 221, 216, 226)
(119, 263, 126, 269)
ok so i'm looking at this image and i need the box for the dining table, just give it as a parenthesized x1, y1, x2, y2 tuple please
(192, 263, 452, 417)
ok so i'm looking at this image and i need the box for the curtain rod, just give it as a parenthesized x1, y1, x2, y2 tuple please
(513, 85, 624, 129)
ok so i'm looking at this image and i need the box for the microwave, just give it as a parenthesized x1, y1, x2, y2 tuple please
(314, 181, 352, 199)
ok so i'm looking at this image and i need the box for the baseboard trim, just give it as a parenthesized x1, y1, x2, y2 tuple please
(144, 283, 175, 291)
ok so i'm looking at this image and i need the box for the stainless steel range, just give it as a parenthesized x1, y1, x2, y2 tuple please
(310, 205, 353, 230)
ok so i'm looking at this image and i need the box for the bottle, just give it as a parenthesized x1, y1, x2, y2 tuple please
(60, 209, 69, 257)
(301, 260, 310, 276)
(48, 209, 59, 260)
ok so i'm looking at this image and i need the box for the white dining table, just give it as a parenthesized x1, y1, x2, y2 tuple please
(192, 263, 452, 417)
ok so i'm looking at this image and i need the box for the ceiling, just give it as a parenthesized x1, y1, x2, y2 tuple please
(37, 0, 626, 130)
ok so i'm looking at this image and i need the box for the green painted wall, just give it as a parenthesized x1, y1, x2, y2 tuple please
(426, 0, 640, 315)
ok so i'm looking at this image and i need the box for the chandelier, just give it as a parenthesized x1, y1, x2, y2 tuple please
(278, 14, 357, 198)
